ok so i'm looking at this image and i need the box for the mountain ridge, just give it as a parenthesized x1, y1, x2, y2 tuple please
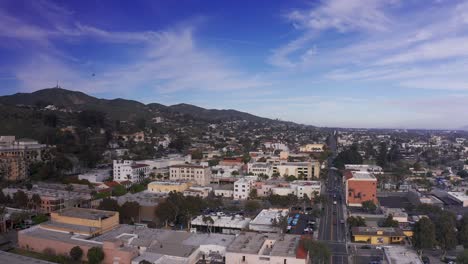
(0, 88, 280, 123)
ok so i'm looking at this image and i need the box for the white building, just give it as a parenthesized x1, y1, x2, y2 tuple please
(183, 186, 213, 198)
(263, 142, 289, 152)
(249, 209, 289, 233)
(273, 161, 320, 179)
(170, 164, 212, 186)
(383, 246, 423, 264)
(290, 180, 321, 198)
(78, 169, 111, 183)
(226, 232, 308, 264)
(247, 162, 273, 177)
(113, 160, 150, 183)
(448, 191, 468, 207)
(233, 178, 255, 200)
(191, 214, 251, 234)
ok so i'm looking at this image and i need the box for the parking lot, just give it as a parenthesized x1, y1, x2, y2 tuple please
(287, 212, 317, 235)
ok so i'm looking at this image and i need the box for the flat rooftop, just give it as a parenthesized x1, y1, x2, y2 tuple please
(350, 171, 376, 180)
(55, 207, 116, 220)
(250, 209, 288, 226)
(448, 191, 468, 202)
(191, 215, 251, 229)
(352, 227, 404, 236)
(0, 250, 56, 264)
(227, 232, 300, 257)
(384, 246, 423, 264)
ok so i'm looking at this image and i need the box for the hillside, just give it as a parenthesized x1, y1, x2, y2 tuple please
(0, 88, 276, 123)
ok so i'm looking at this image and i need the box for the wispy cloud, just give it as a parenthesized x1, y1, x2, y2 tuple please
(0, 0, 269, 95)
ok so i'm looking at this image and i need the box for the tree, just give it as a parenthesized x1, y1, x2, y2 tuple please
(87, 247, 105, 264)
(302, 240, 331, 264)
(459, 214, 468, 247)
(119, 201, 140, 224)
(245, 200, 261, 213)
(413, 217, 436, 255)
(112, 185, 127, 196)
(381, 214, 399, 227)
(249, 189, 258, 200)
(30, 193, 42, 210)
(202, 215, 215, 233)
(458, 170, 468, 178)
(435, 211, 458, 254)
(333, 144, 363, 169)
(347, 216, 366, 228)
(14, 190, 29, 209)
(457, 250, 468, 264)
(98, 198, 120, 212)
(271, 214, 289, 234)
(361, 200, 377, 213)
(70, 246, 83, 261)
(376, 142, 388, 168)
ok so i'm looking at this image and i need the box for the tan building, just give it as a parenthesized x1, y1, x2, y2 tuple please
(169, 164, 212, 186)
(42, 207, 119, 236)
(0, 155, 27, 181)
(0, 137, 46, 162)
(273, 161, 320, 179)
(299, 143, 325, 153)
(18, 208, 136, 264)
(147, 181, 192, 194)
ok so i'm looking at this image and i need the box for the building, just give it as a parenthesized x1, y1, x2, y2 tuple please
(345, 171, 377, 207)
(383, 246, 423, 264)
(211, 184, 234, 198)
(299, 143, 325, 153)
(273, 161, 320, 179)
(0, 155, 27, 181)
(233, 177, 255, 200)
(351, 227, 405, 245)
(226, 232, 308, 264)
(147, 181, 191, 194)
(169, 164, 212, 186)
(247, 162, 273, 177)
(41, 207, 119, 236)
(249, 209, 289, 233)
(78, 168, 111, 183)
(191, 214, 251, 234)
(345, 164, 384, 174)
(3, 183, 93, 213)
(113, 160, 150, 183)
(381, 207, 408, 223)
(447, 191, 468, 207)
(0, 136, 46, 162)
(18, 212, 137, 264)
(183, 186, 213, 198)
(219, 157, 244, 166)
(289, 180, 321, 198)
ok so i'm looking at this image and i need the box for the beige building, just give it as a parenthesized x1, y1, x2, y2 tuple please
(273, 161, 320, 179)
(0, 155, 27, 181)
(169, 164, 212, 186)
(0, 137, 46, 162)
(42, 207, 119, 236)
(299, 143, 325, 153)
(147, 181, 192, 194)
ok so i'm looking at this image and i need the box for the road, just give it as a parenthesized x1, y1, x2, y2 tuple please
(318, 133, 348, 264)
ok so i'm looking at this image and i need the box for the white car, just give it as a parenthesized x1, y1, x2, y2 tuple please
(333, 201, 337, 205)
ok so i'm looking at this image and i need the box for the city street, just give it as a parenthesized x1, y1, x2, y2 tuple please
(318, 133, 349, 264)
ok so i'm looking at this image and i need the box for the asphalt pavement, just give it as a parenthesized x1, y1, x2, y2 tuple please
(318, 134, 349, 264)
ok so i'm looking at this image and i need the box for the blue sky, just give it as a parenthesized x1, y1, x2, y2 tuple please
(1, 0, 468, 129)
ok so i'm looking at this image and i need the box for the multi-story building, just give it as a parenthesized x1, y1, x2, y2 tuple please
(113, 160, 150, 183)
(345, 164, 383, 174)
(169, 164, 211, 186)
(345, 171, 377, 206)
(0, 155, 27, 181)
(226, 232, 309, 264)
(289, 180, 321, 198)
(0, 136, 46, 162)
(247, 162, 273, 177)
(3, 183, 93, 213)
(233, 177, 255, 200)
(273, 161, 320, 179)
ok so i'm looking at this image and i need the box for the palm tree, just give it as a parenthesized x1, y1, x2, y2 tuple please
(202, 216, 215, 234)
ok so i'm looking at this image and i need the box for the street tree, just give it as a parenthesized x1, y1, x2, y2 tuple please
(70, 246, 83, 261)
(87, 247, 105, 264)
(361, 200, 377, 213)
(302, 240, 331, 264)
(413, 217, 436, 256)
(381, 214, 399, 228)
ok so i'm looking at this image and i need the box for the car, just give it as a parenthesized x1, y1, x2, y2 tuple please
(375, 246, 383, 250)
(333, 201, 337, 205)
(361, 245, 372, 249)
(333, 211, 336, 215)
(340, 219, 345, 224)
(422, 256, 430, 264)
